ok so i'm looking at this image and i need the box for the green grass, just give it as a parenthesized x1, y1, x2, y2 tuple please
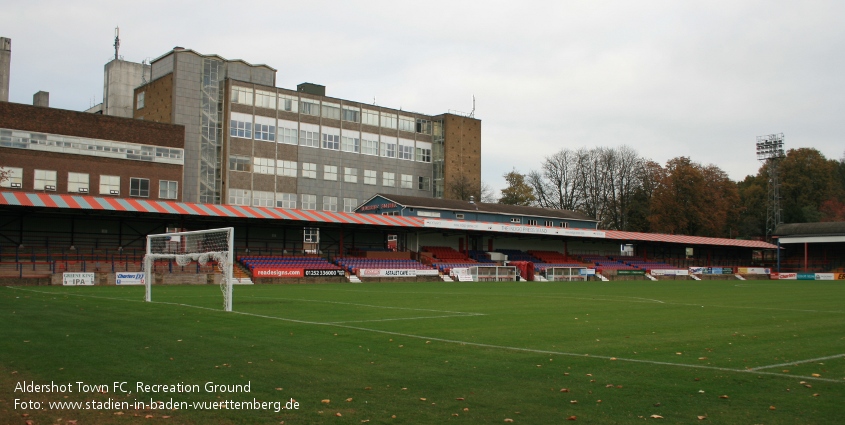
(1, 281, 843, 424)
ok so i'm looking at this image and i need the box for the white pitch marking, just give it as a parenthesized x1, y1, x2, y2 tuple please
(7, 287, 843, 384)
(328, 314, 484, 324)
(748, 354, 845, 371)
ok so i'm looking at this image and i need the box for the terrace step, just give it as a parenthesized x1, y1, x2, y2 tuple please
(348, 274, 362, 283)
(533, 275, 548, 281)
(440, 275, 454, 282)
(232, 277, 254, 285)
(457, 274, 474, 282)
(645, 273, 658, 281)
(596, 273, 610, 282)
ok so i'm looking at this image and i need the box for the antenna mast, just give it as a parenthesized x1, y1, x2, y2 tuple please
(470, 95, 475, 118)
(113, 27, 120, 61)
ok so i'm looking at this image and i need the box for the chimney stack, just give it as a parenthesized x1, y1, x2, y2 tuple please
(0, 37, 10, 102)
(33, 91, 49, 107)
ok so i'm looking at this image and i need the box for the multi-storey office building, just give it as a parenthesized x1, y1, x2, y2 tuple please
(133, 47, 481, 210)
(0, 101, 184, 201)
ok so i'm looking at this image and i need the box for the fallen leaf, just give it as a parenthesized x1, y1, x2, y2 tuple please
(452, 413, 459, 417)
(769, 406, 776, 410)
(813, 393, 820, 397)
(570, 400, 578, 404)
(321, 399, 330, 404)
(596, 400, 602, 403)
(114, 411, 124, 415)
(697, 415, 707, 420)
(336, 412, 342, 417)
(698, 390, 705, 394)
(560, 388, 569, 392)
(616, 385, 623, 389)
(654, 403, 661, 407)
(426, 341, 431, 344)
(420, 398, 427, 401)
(804, 384, 812, 388)
(504, 419, 514, 423)
(567, 415, 577, 420)
(464, 407, 469, 411)
(610, 357, 617, 360)
(676, 352, 682, 355)
(346, 398, 353, 402)
(719, 395, 729, 399)
(391, 415, 396, 418)
(365, 387, 372, 390)
(698, 357, 708, 360)
(456, 397, 465, 400)
(650, 414, 664, 419)
(26, 421, 33, 425)
(361, 420, 370, 423)
(812, 373, 821, 377)
(146, 415, 154, 418)
(275, 387, 283, 391)
(782, 370, 789, 373)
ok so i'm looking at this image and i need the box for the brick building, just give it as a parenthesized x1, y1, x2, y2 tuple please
(0, 102, 184, 200)
(133, 47, 481, 210)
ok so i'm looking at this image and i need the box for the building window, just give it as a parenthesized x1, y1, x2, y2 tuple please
(255, 90, 276, 109)
(456, 213, 465, 219)
(381, 113, 397, 129)
(324, 165, 338, 181)
(278, 94, 298, 112)
(230, 113, 253, 139)
(383, 172, 395, 187)
(300, 99, 320, 116)
(527, 219, 538, 226)
(341, 135, 360, 153)
(278, 123, 298, 145)
(301, 194, 317, 210)
(398, 145, 414, 160)
(416, 118, 431, 134)
(68, 172, 89, 193)
(560, 222, 569, 228)
(299, 125, 320, 148)
(362, 109, 379, 126)
(416, 147, 431, 162)
(231, 86, 253, 106)
(322, 132, 340, 150)
(343, 198, 358, 213)
(99, 175, 120, 195)
(0, 167, 23, 189)
(159, 180, 178, 199)
(228, 188, 251, 206)
(252, 190, 275, 207)
(510, 218, 521, 224)
(304, 227, 319, 243)
(364, 170, 377, 185)
(253, 157, 275, 175)
(400, 174, 413, 189)
(278, 160, 297, 177)
(276, 192, 296, 209)
(254, 117, 276, 142)
(398, 116, 415, 132)
(418, 176, 430, 191)
(545, 220, 554, 227)
(302, 162, 317, 179)
(361, 137, 378, 156)
(381, 141, 396, 158)
(130, 178, 150, 197)
(229, 155, 251, 172)
(323, 196, 338, 212)
(343, 167, 357, 183)
(136, 92, 145, 110)
(342, 106, 360, 122)
(34, 169, 57, 191)
(321, 102, 340, 120)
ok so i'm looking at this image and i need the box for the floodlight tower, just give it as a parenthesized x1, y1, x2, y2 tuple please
(756, 133, 785, 240)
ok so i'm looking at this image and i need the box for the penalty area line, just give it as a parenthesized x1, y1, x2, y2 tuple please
(748, 354, 845, 371)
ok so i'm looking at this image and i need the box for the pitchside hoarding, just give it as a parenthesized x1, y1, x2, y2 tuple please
(62, 272, 95, 286)
(115, 272, 145, 285)
(358, 269, 416, 277)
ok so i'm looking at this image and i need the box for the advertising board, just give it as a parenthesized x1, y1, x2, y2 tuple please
(115, 272, 145, 285)
(252, 269, 303, 278)
(62, 273, 95, 286)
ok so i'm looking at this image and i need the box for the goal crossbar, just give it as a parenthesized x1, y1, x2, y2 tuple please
(143, 227, 235, 311)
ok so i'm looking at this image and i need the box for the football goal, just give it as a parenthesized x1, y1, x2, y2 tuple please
(143, 227, 235, 311)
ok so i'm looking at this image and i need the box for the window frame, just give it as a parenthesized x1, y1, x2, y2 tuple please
(129, 177, 150, 198)
(99, 175, 120, 195)
(159, 180, 178, 199)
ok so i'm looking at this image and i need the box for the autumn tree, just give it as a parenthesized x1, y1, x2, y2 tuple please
(446, 174, 481, 201)
(499, 170, 536, 206)
(777, 148, 842, 223)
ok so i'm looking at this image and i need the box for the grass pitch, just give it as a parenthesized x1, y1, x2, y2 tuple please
(1, 280, 843, 424)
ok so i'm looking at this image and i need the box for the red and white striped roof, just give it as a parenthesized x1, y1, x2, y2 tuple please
(0, 191, 776, 249)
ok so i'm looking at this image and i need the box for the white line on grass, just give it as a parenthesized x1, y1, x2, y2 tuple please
(328, 314, 483, 324)
(7, 287, 843, 384)
(748, 354, 845, 371)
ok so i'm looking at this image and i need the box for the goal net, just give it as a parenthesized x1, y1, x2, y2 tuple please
(143, 227, 235, 311)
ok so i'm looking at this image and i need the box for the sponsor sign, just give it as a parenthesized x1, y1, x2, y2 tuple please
(797, 272, 816, 281)
(304, 269, 345, 277)
(63, 272, 95, 286)
(358, 269, 417, 277)
(422, 219, 606, 239)
(450, 268, 470, 277)
(776, 272, 797, 280)
(579, 268, 597, 276)
(689, 267, 706, 275)
(415, 269, 440, 276)
(115, 272, 145, 285)
(737, 267, 771, 275)
(617, 270, 646, 276)
(359, 202, 398, 211)
(815, 273, 835, 281)
(838, 273, 845, 281)
(253, 268, 303, 278)
(650, 269, 689, 276)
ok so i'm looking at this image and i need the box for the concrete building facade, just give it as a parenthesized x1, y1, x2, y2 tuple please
(102, 59, 150, 118)
(134, 47, 481, 211)
(0, 37, 10, 103)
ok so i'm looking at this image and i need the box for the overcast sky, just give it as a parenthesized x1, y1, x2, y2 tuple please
(3, 1, 843, 193)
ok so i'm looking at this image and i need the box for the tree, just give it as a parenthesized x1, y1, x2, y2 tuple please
(778, 148, 841, 223)
(480, 182, 498, 203)
(446, 174, 480, 201)
(499, 170, 536, 206)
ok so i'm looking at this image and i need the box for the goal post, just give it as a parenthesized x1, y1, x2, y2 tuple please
(143, 227, 235, 311)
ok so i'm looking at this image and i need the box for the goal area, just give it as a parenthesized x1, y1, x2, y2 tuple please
(143, 227, 235, 311)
